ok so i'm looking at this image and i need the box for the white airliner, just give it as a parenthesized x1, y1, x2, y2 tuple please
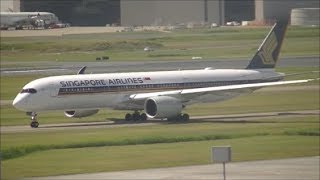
(13, 20, 314, 128)
(0, 12, 59, 29)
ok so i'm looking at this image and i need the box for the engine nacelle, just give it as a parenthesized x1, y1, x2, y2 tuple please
(64, 109, 99, 118)
(144, 96, 182, 119)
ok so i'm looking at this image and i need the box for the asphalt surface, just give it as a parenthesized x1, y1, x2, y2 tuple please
(2, 110, 319, 133)
(32, 156, 320, 180)
(1, 56, 319, 76)
(0, 26, 166, 37)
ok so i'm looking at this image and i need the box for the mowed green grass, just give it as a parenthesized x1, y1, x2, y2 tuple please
(1, 26, 319, 64)
(2, 133, 319, 179)
(188, 88, 319, 116)
(2, 116, 318, 153)
(2, 114, 319, 179)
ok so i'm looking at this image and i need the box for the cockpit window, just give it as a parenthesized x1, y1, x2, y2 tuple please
(20, 88, 37, 94)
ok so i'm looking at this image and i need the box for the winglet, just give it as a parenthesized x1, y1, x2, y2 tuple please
(77, 66, 87, 75)
(246, 20, 289, 69)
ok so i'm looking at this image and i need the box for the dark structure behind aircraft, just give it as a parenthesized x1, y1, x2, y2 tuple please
(2, 0, 319, 26)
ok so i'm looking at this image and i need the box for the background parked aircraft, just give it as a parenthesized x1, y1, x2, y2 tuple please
(0, 12, 68, 30)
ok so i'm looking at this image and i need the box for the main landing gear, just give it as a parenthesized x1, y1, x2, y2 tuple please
(27, 112, 39, 128)
(124, 112, 190, 122)
(168, 113, 190, 122)
(125, 111, 147, 121)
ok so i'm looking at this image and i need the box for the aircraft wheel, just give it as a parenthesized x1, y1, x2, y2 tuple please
(181, 113, 190, 121)
(30, 121, 39, 128)
(29, 112, 39, 128)
(132, 113, 140, 121)
(125, 113, 132, 121)
(140, 113, 147, 121)
(34, 121, 39, 128)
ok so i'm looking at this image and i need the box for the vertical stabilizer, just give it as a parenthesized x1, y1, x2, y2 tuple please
(246, 20, 289, 69)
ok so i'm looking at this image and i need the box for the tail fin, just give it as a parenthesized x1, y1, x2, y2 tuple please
(246, 20, 289, 69)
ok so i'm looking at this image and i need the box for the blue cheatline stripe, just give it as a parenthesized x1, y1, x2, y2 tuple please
(57, 79, 281, 96)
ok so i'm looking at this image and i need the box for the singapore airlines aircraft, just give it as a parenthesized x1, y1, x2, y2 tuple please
(13, 20, 314, 128)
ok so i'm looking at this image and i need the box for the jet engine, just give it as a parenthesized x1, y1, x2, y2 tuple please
(144, 96, 182, 119)
(64, 109, 99, 118)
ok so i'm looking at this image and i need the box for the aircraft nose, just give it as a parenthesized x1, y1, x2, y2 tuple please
(12, 95, 27, 111)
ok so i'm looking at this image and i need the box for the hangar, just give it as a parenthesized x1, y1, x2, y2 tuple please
(1, 0, 319, 26)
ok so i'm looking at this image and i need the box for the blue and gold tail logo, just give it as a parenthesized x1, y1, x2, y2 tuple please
(246, 20, 288, 69)
(258, 31, 278, 65)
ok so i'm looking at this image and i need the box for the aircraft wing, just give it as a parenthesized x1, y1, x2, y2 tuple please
(130, 79, 315, 101)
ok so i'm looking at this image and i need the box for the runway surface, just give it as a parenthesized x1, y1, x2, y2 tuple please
(2, 110, 319, 133)
(32, 156, 320, 180)
(1, 26, 170, 37)
(1, 56, 319, 76)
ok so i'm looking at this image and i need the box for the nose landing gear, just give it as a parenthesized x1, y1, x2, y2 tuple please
(27, 112, 39, 128)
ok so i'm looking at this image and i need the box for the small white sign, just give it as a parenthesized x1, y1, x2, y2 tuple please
(211, 146, 231, 163)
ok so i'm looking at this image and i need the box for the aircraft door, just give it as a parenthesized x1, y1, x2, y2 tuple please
(182, 71, 188, 88)
(50, 84, 59, 97)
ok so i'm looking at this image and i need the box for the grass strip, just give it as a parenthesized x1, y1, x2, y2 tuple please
(2, 135, 319, 179)
(284, 129, 320, 136)
(2, 132, 268, 160)
(3, 125, 319, 161)
(1, 26, 319, 62)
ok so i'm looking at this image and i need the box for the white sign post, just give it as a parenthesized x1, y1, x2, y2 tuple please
(211, 146, 231, 180)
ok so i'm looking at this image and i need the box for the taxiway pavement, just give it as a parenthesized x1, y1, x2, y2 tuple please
(2, 110, 319, 133)
(2, 56, 319, 76)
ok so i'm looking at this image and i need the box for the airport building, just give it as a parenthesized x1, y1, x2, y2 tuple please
(0, 0, 20, 12)
(121, 0, 255, 26)
(255, 0, 319, 23)
(1, 0, 319, 26)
